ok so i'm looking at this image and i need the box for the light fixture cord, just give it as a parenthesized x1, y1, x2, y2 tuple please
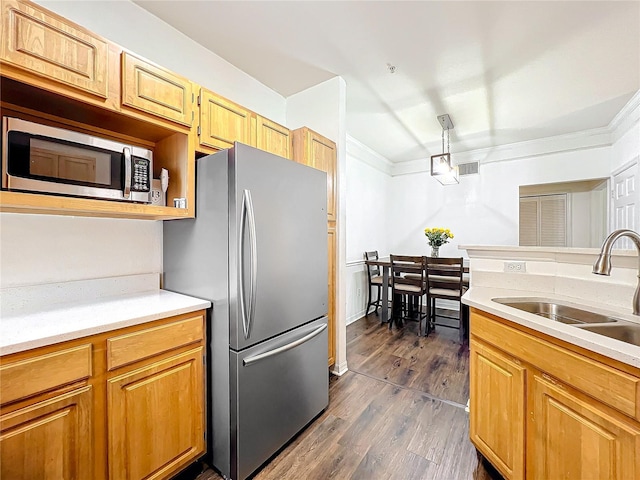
(447, 127, 450, 155)
(441, 128, 444, 154)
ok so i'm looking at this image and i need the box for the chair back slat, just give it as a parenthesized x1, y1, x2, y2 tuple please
(390, 255, 426, 289)
(426, 257, 464, 290)
(364, 251, 380, 278)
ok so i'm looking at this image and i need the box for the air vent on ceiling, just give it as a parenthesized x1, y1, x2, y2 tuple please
(457, 162, 479, 176)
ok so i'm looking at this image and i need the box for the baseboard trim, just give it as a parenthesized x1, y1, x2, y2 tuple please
(330, 360, 348, 376)
(347, 308, 367, 325)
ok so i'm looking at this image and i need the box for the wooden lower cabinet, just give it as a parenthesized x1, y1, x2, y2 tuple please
(469, 339, 525, 480)
(0, 310, 206, 480)
(107, 347, 205, 480)
(0, 386, 93, 480)
(529, 373, 640, 480)
(470, 308, 640, 480)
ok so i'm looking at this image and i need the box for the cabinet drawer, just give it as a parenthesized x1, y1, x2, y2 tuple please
(0, 344, 92, 405)
(472, 310, 640, 420)
(121, 52, 193, 127)
(0, 0, 109, 99)
(107, 315, 204, 370)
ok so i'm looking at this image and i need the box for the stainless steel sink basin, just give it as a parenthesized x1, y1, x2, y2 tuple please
(492, 298, 622, 325)
(574, 323, 640, 347)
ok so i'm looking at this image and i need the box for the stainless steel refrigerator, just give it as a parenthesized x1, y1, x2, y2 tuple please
(163, 143, 328, 480)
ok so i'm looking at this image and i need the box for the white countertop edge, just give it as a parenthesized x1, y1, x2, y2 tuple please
(462, 286, 640, 369)
(458, 244, 638, 267)
(1, 290, 211, 356)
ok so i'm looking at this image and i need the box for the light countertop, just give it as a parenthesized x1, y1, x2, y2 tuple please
(463, 286, 640, 369)
(1, 285, 210, 356)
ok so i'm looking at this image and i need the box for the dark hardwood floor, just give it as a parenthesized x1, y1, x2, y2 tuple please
(192, 311, 503, 480)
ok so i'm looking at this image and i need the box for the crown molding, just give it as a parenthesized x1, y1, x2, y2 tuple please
(609, 89, 640, 144)
(348, 89, 639, 178)
(346, 134, 393, 175)
(390, 127, 612, 176)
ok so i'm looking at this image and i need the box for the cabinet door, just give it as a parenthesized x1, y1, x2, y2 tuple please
(198, 88, 252, 150)
(0, 0, 108, 99)
(469, 339, 526, 480)
(293, 128, 337, 222)
(255, 116, 291, 159)
(0, 386, 93, 480)
(107, 347, 204, 480)
(121, 52, 193, 127)
(530, 373, 640, 480)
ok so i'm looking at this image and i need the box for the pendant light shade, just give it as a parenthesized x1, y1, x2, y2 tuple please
(431, 115, 459, 185)
(430, 153, 459, 185)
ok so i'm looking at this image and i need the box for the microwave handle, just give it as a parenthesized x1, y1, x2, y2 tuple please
(123, 147, 131, 199)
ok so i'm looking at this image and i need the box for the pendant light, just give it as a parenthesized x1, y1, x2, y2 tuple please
(430, 114, 459, 185)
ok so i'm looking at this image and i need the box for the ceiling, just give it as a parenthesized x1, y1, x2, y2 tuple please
(134, 1, 640, 163)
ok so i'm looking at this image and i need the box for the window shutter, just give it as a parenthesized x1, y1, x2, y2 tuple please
(519, 197, 539, 246)
(519, 194, 567, 247)
(539, 194, 567, 246)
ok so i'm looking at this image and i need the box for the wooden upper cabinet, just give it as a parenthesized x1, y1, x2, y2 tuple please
(255, 115, 292, 159)
(121, 52, 193, 127)
(198, 88, 252, 150)
(292, 127, 337, 221)
(0, 0, 108, 99)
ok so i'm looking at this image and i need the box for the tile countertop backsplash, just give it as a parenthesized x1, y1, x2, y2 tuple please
(0, 274, 211, 356)
(459, 245, 640, 368)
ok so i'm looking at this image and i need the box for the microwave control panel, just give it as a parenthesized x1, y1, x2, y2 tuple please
(132, 157, 150, 192)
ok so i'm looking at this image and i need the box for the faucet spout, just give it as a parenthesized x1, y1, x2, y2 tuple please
(593, 229, 640, 315)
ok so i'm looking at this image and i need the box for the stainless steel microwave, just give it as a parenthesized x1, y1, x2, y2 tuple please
(2, 117, 153, 203)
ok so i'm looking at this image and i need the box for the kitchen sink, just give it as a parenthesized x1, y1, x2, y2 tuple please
(491, 298, 622, 325)
(574, 323, 640, 347)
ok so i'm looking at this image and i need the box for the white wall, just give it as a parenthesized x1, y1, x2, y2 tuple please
(0, 213, 162, 288)
(388, 146, 611, 257)
(345, 136, 393, 324)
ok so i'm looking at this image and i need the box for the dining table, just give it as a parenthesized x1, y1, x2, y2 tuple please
(365, 257, 470, 325)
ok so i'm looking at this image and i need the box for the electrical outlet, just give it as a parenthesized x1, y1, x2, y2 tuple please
(504, 261, 526, 273)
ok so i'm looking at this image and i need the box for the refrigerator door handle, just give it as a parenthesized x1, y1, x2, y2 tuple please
(242, 324, 327, 366)
(239, 189, 258, 340)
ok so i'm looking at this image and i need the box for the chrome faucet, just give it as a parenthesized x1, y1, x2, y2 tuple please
(593, 229, 640, 315)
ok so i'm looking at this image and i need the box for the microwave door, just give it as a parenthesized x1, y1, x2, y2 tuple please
(3, 117, 152, 203)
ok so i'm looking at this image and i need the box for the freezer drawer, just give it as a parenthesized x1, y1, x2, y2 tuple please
(230, 317, 328, 480)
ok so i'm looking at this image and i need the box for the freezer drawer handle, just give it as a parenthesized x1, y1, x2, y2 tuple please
(239, 188, 258, 339)
(243, 324, 327, 367)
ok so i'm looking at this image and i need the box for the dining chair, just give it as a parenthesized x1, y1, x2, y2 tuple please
(364, 251, 385, 317)
(390, 255, 428, 335)
(425, 257, 468, 341)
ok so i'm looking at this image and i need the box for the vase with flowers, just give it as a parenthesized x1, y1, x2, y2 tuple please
(424, 227, 454, 257)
